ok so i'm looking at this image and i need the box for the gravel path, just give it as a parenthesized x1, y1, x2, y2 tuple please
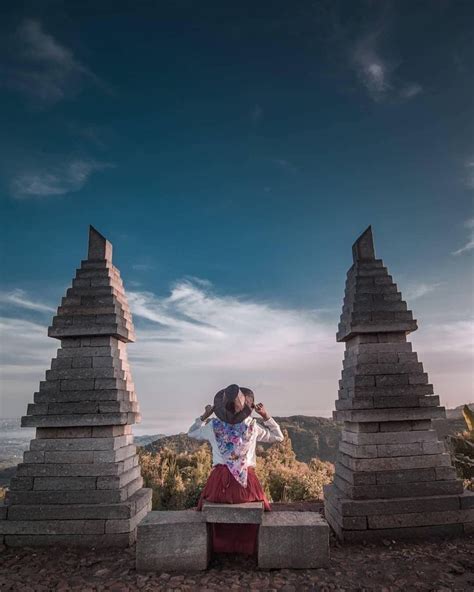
(1, 535, 473, 591)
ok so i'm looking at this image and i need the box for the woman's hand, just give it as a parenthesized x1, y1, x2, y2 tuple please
(254, 402, 270, 421)
(200, 405, 214, 421)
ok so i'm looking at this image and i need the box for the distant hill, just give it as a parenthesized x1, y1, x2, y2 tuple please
(142, 411, 472, 464)
(134, 434, 166, 447)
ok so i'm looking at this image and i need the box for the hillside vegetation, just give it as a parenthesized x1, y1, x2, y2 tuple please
(139, 429, 334, 510)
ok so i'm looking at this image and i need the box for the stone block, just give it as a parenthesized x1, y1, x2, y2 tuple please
(43, 451, 95, 464)
(339, 441, 378, 459)
(9, 477, 34, 491)
(136, 511, 209, 572)
(93, 445, 136, 463)
(202, 502, 263, 523)
(45, 402, 99, 415)
(97, 465, 141, 489)
(33, 477, 98, 490)
(23, 451, 45, 464)
(92, 425, 131, 438)
(258, 512, 329, 569)
(459, 490, 474, 509)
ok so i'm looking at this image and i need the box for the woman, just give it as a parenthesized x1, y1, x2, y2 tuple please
(188, 383, 284, 556)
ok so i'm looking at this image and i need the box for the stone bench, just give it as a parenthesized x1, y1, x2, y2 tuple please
(258, 511, 329, 569)
(202, 501, 264, 523)
(136, 511, 209, 572)
(136, 504, 330, 571)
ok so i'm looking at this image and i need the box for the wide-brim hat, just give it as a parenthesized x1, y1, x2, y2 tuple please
(213, 384, 254, 425)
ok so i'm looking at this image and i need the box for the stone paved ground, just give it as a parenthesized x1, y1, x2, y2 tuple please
(1, 535, 473, 591)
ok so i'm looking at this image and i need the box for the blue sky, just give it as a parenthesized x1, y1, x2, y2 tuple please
(0, 1, 473, 433)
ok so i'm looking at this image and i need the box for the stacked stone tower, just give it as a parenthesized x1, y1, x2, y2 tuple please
(1, 227, 151, 547)
(324, 226, 473, 541)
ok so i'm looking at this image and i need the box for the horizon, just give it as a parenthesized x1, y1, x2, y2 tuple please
(0, 2, 473, 429)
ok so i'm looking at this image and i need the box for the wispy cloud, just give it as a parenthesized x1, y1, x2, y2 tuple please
(464, 159, 474, 189)
(3, 19, 102, 105)
(452, 218, 474, 256)
(0, 289, 55, 313)
(404, 281, 442, 301)
(10, 159, 114, 198)
(351, 32, 422, 103)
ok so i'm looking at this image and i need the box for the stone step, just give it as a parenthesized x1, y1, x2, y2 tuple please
(324, 484, 474, 517)
(21, 412, 139, 428)
(16, 456, 137, 477)
(336, 461, 456, 486)
(335, 394, 439, 411)
(35, 425, 131, 439)
(258, 512, 329, 569)
(34, 389, 132, 404)
(333, 474, 464, 500)
(338, 439, 445, 459)
(27, 401, 138, 416)
(4, 531, 136, 547)
(30, 434, 134, 451)
(337, 451, 452, 473)
(341, 428, 438, 446)
(6, 477, 144, 506)
(334, 407, 445, 423)
(202, 502, 264, 524)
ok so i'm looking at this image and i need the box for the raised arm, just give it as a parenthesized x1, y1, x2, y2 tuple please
(187, 405, 214, 441)
(254, 403, 284, 443)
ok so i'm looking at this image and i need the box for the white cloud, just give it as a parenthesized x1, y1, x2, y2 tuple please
(4, 19, 101, 104)
(351, 33, 422, 103)
(452, 218, 474, 256)
(10, 159, 114, 198)
(1, 280, 472, 433)
(0, 289, 55, 313)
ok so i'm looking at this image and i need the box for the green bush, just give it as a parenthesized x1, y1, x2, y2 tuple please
(138, 429, 334, 509)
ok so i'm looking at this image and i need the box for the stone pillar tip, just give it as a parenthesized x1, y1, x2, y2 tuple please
(88, 225, 113, 261)
(352, 225, 375, 263)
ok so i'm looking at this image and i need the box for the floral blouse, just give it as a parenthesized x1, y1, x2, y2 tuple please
(187, 415, 284, 487)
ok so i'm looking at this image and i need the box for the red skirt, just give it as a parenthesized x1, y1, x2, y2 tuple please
(197, 464, 271, 556)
